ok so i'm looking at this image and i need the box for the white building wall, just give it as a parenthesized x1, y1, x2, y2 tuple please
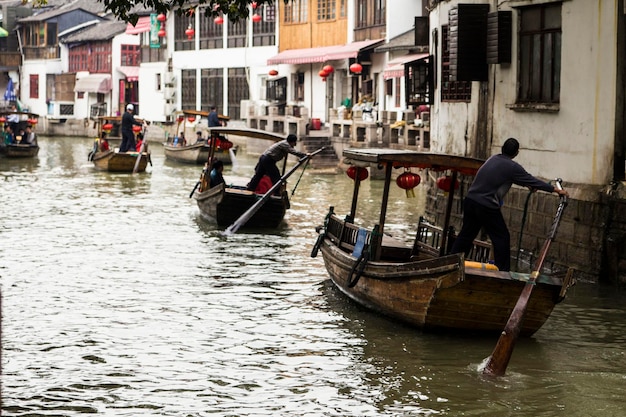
(386, 0, 421, 40)
(21, 60, 62, 116)
(430, 0, 619, 186)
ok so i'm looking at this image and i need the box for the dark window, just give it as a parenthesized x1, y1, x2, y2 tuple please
(200, 7, 223, 49)
(29, 74, 38, 99)
(441, 25, 471, 102)
(175, 12, 195, 51)
(355, 0, 385, 28)
(121, 44, 140, 66)
(227, 67, 249, 119)
(292, 72, 304, 101)
(518, 3, 561, 103)
(227, 19, 247, 48)
(68, 42, 111, 73)
(406, 58, 432, 106)
(181, 69, 196, 110)
(317, 0, 336, 21)
(201, 68, 223, 113)
(253, 4, 276, 46)
(267, 77, 287, 104)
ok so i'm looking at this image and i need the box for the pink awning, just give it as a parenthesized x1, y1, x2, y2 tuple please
(125, 16, 151, 35)
(74, 74, 111, 93)
(267, 39, 384, 65)
(383, 53, 429, 79)
(118, 66, 139, 82)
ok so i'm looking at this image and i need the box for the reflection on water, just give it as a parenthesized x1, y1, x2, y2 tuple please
(1, 136, 625, 416)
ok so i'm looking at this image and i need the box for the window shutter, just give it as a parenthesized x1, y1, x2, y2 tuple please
(487, 11, 512, 64)
(449, 4, 489, 82)
(414, 16, 429, 47)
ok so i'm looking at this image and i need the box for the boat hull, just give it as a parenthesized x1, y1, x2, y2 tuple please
(0, 143, 39, 158)
(163, 143, 236, 165)
(194, 184, 287, 228)
(319, 239, 566, 336)
(92, 150, 149, 172)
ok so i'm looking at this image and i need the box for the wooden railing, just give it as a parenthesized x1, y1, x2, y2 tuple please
(0, 52, 21, 68)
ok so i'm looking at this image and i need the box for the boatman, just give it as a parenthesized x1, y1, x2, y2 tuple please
(246, 134, 310, 193)
(119, 104, 144, 152)
(449, 137, 569, 271)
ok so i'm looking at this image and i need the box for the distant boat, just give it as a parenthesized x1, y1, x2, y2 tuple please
(312, 148, 575, 336)
(192, 127, 293, 229)
(91, 149, 150, 173)
(0, 110, 40, 158)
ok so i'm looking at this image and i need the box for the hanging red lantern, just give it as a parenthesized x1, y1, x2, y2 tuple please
(319, 69, 329, 78)
(0, 116, 6, 124)
(132, 125, 142, 134)
(251, 1, 258, 9)
(252, 13, 262, 23)
(268, 69, 279, 76)
(187, 116, 196, 123)
(185, 25, 195, 40)
(156, 13, 167, 22)
(214, 16, 224, 25)
(437, 175, 460, 192)
(322, 64, 334, 74)
(349, 62, 363, 74)
(27, 118, 38, 125)
(176, 115, 184, 123)
(158, 28, 166, 37)
(219, 139, 233, 150)
(102, 123, 113, 133)
(347, 166, 368, 181)
(396, 170, 421, 198)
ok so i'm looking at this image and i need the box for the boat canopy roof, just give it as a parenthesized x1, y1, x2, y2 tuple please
(175, 109, 230, 121)
(1, 110, 40, 118)
(208, 127, 286, 143)
(343, 148, 485, 176)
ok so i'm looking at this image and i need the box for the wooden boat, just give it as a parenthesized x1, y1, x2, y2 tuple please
(0, 110, 40, 158)
(164, 109, 236, 165)
(312, 149, 575, 336)
(91, 149, 150, 173)
(192, 127, 292, 228)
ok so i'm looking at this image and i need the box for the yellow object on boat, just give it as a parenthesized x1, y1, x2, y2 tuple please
(464, 260, 499, 271)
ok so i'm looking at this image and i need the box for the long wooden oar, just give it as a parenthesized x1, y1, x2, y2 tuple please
(222, 147, 325, 235)
(483, 179, 568, 376)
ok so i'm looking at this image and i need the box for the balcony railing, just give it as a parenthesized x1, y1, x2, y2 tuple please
(0, 52, 21, 68)
(23, 46, 60, 60)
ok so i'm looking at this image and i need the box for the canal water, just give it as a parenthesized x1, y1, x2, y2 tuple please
(1, 136, 625, 416)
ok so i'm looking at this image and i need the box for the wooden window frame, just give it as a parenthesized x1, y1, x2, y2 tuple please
(441, 25, 471, 102)
(121, 44, 140, 66)
(284, 0, 308, 24)
(29, 74, 39, 99)
(317, 0, 336, 21)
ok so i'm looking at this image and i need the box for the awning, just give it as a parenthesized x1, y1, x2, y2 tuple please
(118, 66, 139, 82)
(74, 74, 111, 93)
(267, 39, 384, 65)
(125, 16, 151, 35)
(383, 53, 429, 79)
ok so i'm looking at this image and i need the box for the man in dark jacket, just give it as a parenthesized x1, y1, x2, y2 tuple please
(246, 134, 309, 192)
(450, 137, 569, 271)
(119, 104, 144, 152)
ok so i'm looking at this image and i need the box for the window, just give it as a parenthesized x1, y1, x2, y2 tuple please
(406, 59, 432, 106)
(68, 42, 111, 73)
(29, 74, 39, 99)
(317, 0, 336, 21)
(227, 67, 249, 119)
(293, 72, 304, 101)
(267, 77, 287, 104)
(181, 69, 196, 110)
(199, 7, 223, 50)
(253, 4, 276, 46)
(355, 0, 385, 28)
(201, 68, 223, 113)
(284, 0, 308, 24)
(518, 3, 561, 104)
(174, 12, 195, 51)
(441, 25, 471, 101)
(228, 19, 247, 48)
(121, 44, 140, 66)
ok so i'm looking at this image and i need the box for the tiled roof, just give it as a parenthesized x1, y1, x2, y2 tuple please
(60, 20, 128, 43)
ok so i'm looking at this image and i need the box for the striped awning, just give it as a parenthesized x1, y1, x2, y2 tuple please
(118, 66, 139, 82)
(383, 53, 429, 79)
(125, 16, 151, 35)
(74, 74, 111, 93)
(267, 39, 384, 65)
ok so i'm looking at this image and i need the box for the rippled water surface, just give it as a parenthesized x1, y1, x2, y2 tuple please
(2, 136, 626, 416)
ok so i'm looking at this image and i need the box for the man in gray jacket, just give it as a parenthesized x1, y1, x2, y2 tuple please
(450, 137, 569, 271)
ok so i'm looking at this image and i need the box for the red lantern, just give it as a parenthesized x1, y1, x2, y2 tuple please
(437, 176, 460, 192)
(349, 62, 363, 74)
(268, 69, 279, 76)
(396, 171, 421, 198)
(347, 166, 368, 181)
(319, 69, 329, 78)
(0, 116, 6, 124)
(252, 13, 262, 23)
(322, 64, 334, 74)
(185, 25, 195, 40)
(132, 125, 142, 133)
(214, 16, 224, 25)
(102, 123, 113, 132)
(158, 28, 166, 37)
(26, 118, 38, 126)
(176, 115, 184, 123)
(156, 13, 166, 22)
(219, 139, 233, 150)
(251, 1, 257, 9)
(187, 116, 196, 123)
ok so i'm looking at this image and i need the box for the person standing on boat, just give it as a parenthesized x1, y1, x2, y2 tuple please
(120, 104, 144, 152)
(246, 134, 309, 193)
(208, 106, 222, 127)
(450, 137, 569, 271)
